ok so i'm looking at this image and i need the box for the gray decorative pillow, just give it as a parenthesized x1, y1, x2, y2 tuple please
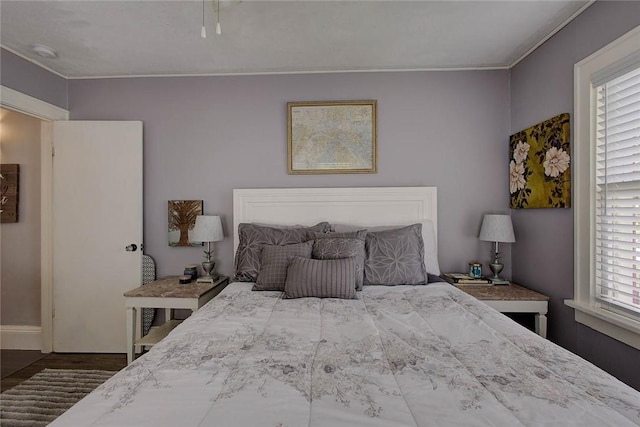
(363, 223, 427, 286)
(331, 220, 440, 276)
(284, 257, 357, 299)
(234, 222, 330, 282)
(253, 241, 313, 291)
(311, 230, 366, 291)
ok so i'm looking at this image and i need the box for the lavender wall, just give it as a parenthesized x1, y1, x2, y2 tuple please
(0, 108, 42, 326)
(68, 70, 510, 281)
(510, 1, 640, 389)
(0, 48, 68, 109)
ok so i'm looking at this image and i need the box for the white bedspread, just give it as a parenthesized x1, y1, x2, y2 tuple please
(51, 282, 640, 426)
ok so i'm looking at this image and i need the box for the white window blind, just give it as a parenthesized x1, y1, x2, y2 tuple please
(595, 65, 640, 316)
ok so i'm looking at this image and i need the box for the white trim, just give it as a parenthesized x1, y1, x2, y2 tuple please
(0, 85, 68, 121)
(0, 86, 70, 353)
(570, 24, 640, 349)
(40, 121, 54, 353)
(509, 1, 595, 68)
(67, 66, 508, 80)
(0, 325, 43, 350)
(0, 45, 69, 79)
(565, 300, 640, 350)
(575, 25, 640, 73)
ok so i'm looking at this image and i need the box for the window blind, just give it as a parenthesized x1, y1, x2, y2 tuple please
(595, 65, 640, 316)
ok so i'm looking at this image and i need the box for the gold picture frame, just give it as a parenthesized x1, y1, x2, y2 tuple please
(287, 100, 377, 174)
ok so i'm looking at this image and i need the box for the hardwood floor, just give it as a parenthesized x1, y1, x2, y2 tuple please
(0, 352, 127, 392)
(0, 350, 46, 378)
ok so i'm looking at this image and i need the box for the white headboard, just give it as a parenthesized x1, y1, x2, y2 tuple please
(233, 187, 437, 254)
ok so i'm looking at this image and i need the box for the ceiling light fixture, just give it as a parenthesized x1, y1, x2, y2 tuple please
(216, 0, 222, 35)
(201, 0, 207, 38)
(31, 44, 57, 58)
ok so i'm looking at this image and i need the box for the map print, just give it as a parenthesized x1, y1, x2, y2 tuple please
(290, 103, 375, 172)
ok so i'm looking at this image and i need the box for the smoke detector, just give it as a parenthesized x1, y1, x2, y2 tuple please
(31, 44, 57, 58)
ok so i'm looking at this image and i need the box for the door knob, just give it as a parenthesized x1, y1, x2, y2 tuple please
(125, 244, 138, 252)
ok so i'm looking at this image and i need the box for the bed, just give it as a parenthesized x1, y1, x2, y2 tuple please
(50, 187, 640, 426)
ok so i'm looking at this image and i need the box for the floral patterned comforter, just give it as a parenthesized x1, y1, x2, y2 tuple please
(51, 282, 640, 427)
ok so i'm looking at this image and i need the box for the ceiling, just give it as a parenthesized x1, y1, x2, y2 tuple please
(0, 1, 592, 79)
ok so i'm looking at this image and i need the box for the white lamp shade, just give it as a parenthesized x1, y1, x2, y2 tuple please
(479, 214, 515, 243)
(190, 215, 224, 243)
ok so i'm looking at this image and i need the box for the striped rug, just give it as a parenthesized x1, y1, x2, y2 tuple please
(0, 368, 115, 427)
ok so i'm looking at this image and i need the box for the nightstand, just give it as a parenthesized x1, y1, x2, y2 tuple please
(454, 282, 549, 338)
(123, 275, 229, 364)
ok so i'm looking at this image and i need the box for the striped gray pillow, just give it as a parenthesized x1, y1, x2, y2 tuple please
(310, 230, 366, 291)
(253, 241, 313, 291)
(284, 257, 357, 299)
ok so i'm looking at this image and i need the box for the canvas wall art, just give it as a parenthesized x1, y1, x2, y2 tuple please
(168, 200, 203, 246)
(1, 164, 19, 223)
(287, 100, 377, 174)
(509, 113, 571, 209)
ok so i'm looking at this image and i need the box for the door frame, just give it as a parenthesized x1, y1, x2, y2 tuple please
(1, 85, 69, 352)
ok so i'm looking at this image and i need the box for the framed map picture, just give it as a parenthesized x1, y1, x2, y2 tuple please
(287, 100, 377, 174)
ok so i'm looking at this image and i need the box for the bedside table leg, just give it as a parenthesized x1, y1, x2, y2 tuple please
(126, 307, 137, 364)
(535, 313, 548, 339)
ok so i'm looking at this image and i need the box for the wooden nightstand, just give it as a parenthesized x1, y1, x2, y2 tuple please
(454, 282, 549, 338)
(123, 275, 229, 364)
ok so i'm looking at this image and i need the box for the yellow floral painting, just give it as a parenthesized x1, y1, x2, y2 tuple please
(509, 113, 571, 209)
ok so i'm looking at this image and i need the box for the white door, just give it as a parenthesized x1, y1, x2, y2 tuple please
(52, 121, 143, 353)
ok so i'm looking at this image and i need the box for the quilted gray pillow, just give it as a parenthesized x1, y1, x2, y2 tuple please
(253, 241, 313, 291)
(234, 222, 330, 282)
(311, 230, 366, 291)
(284, 257, 357, 299)
(363, 223, 427, 286)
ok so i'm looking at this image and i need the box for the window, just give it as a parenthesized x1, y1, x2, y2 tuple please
(595, 66, 640, 316)
(569, 25, 640, 350)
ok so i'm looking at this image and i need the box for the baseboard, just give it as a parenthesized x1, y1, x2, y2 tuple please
(0, 325, 42, 350)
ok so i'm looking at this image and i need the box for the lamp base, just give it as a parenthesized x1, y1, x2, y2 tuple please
(196, 275, 217, 283)
(489, 261, 504, 280)
(199, 259, 216, 283)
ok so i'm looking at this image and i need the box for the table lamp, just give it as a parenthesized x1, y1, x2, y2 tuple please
(190, 215, 224, 283)
(479, 214, 515, 281)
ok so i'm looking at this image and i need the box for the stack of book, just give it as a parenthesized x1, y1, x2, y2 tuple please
(441, 273, 492, 285)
